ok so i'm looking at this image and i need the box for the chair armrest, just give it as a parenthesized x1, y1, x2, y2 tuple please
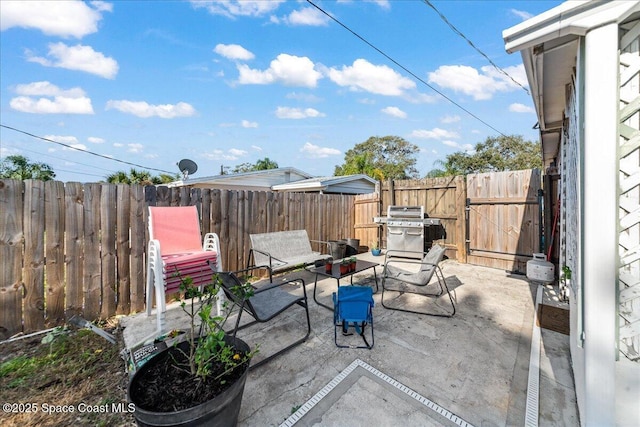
(253, 277, 306, 294)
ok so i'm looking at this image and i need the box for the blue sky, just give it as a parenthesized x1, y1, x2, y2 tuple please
(0, 0, 562, 183)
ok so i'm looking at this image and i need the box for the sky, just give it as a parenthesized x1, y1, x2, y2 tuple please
(0, 0, 563, 183)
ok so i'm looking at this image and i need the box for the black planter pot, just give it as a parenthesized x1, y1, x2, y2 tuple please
(128, 337, 250, 427)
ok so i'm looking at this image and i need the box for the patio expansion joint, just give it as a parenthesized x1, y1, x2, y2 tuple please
(279, 358, 476, 427)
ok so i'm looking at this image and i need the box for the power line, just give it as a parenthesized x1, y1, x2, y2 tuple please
(422, 0, 530, 95)
(2, 142, 120, 175)
(305, 0, 508, 138)
(1, 124, 175, 174)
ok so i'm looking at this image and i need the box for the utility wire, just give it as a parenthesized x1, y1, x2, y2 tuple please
(422, 0, 530, 95)
(1, 124, 175, 175)
(305, 0, 507, 137)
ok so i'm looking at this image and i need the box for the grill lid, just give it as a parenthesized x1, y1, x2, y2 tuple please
(387, 205, 424, 219)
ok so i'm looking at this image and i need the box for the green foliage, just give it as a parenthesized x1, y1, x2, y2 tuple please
(105, 168, 178, 184)
(178, 275, 257, 380)
(231, 157, 278, 174)
(0, 155, 56, 181)
(334, 135, 419, 180)
(427, 135, 542, 177)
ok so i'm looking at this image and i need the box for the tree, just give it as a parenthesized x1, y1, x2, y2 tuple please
(427, 135, 542, 177)
(231, 157, 278, 174)
(105, 169, 178, 185)
(334, 135, 419, 180)
(0, 155, 56, 180)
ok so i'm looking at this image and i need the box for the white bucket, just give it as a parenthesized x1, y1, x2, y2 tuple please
(527, 253, 555, 283)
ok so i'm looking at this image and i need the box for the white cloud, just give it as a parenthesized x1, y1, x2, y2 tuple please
(428, 64, 527, 100)
(442, 140, 474, 152)
(275, 107, 325, 119)
(87, 136, 105, 144)
(202, 148, 246, 161)
(106, 100, 196, 118)
(300, 142, 341, 158)
(282, 7, 329, 26)
(113, 142, 124, 148)
(229, 148, 248, 156)
(237, 54, 322, 87)
(127, 143, 143, 153)
(328, 59, 415, 96)
(214, 44, 254, 61)
(381, 106, 406, 119)
(14, 81, 86, 98)
(44, 135, 87, 151)
(190, 0, 284, 18)
(509, 103, 534, 113)
(10, 83, 94, 115)
(0, 0, 111, 38)
(410, 128, 460, 140)
(441, 115, 460, 124)
(241, 120, 258, 128)
(511, 9, 533, 21)
(251, 145, 262, 151)
(11, 95, 93, 114)
(27, 42, 118, 79)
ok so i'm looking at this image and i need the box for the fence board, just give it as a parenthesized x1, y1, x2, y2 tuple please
(100, 185, 117, 318)
(0, 180, 24, 339)
(23, 180, 46, 332)
(116, 184, 131, 315)
(64, 183, 84, 317)
(83, 183, 102, 320)
(44, 180, 65, 326)
(130, 185, 146, 313)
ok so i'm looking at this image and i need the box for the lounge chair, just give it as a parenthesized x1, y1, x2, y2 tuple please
(216, 267, 311, 369)
(381, 244, 455, 317)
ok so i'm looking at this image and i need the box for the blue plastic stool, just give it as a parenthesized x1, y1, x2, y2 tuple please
(333, 286, 374, 349)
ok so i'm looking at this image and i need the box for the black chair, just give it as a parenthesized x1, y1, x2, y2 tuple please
(381, 244, 455, 317)
(215, 266, 311, 369)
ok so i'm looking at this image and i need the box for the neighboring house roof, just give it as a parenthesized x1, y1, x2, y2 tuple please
(503, 0, 640, 167)
(165, 167, 313, 190)
(165, 167, 377, 194)
(271, 174, 377, 194)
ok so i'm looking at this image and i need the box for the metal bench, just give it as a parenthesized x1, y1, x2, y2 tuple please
(248, 230, 331, 281)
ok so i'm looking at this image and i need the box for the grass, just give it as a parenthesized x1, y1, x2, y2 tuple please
(0, 323, 134, 427)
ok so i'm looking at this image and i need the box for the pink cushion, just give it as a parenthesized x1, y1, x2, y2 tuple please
(150, 206, 203, 254)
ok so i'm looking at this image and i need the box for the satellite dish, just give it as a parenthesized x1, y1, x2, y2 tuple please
(177, 159, 198, 180)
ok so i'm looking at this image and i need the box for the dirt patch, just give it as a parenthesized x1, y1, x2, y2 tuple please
(0, 322, 135, 427)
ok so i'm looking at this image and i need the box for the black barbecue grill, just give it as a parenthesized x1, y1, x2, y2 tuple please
(374, 205, 442, 258)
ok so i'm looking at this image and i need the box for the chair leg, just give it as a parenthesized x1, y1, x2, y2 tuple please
(381, 267, 455, 318)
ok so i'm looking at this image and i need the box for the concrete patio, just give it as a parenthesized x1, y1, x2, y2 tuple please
(121, 251, 579, 426)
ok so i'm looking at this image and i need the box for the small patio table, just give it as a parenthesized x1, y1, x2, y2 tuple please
(310, 259, 379, 311)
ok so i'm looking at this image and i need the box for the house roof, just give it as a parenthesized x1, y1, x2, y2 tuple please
(165, 167, 376, 194)
(271, 174, 377, 194)
(165, 167, 313, 190)
(503, 0, 640, 166)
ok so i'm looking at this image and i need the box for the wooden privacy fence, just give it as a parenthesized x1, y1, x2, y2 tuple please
(0, 180, 355, 338)
(353, 171, 541, 272)
(1, 169, 540, 337)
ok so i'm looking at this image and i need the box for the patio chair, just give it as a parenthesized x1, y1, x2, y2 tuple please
(216, 267, 311, 369)
(145, 206, 222, 344)
(381, 244, 455, 317)
(333, 286, 374, 349)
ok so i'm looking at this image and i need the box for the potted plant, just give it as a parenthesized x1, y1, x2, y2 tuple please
(339, 259, 350, 276)
(349, 256, 357, 272)
(560, 265, 571, 302)
(370, 241, 382, 256)
(128, 275, 257, 427)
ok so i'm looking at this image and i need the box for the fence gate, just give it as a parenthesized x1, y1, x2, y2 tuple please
(353, 192, 381, 251)
(466, 169, 541, 273)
